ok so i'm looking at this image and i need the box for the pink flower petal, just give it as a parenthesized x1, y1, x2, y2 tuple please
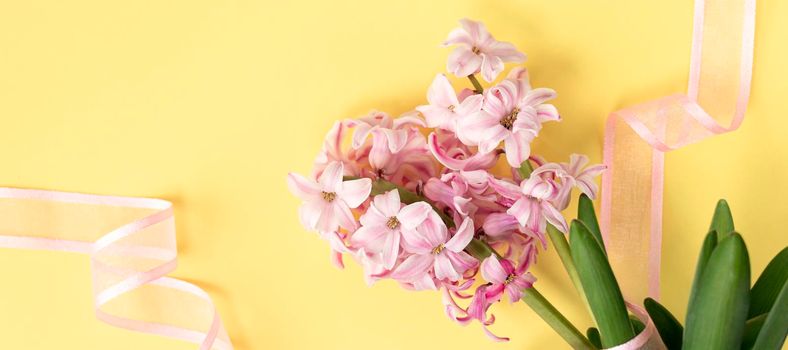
(577, 178, 600, 200)
(486, 41, 526, 62)
(318, 161, 344, 192)
(298, 200, 324, 231)
(390, 254, 433, 281)
(423, 176, 455, 205)
(339, 178, 371, 208)
(333, 202, 358, 231)
(434, 253, 460, 281)
(447, 46, 483, 78)
(442, 27, 473, 47)
(427, 74, 460, 108)
(521, 88, 557, 107)
(418, 211, 449, 246)
(373, 190, 402, 217)
(456, 93, 484, 116)
(446, 250, 478, 274)
(286, 173, 321, 201)
(400, 227, 434, 255)
(483, 213, 520, 237)
(418, 105, 455, 130)
(350, 224, 388, 252)
(481, 256, 508, 284)
(459, 18, 491, 43)
(351, 122, 373, 149)
(483, 326, 510, 342)
(392, 113, 427, 128)
(315, 202, 339, 232)
(359, 202, 387, 227)
(505, 284, 523, 303)
(457, 111, 500, 146)
(397, 201, 432, 230)
(445, 217, 474, 252)
(503, 132, 533, 167)
(379, 128, 409, 153)
(488, 177, 522, 200)
(330, 250, 345, 269)
(542, 202, 568, 233)
(480, 53, 504, 82)
(477, 126, 510, 155)
(507, 198, 534, 227)
(535, 104, 560, 122)
(381, 231, 401, 270)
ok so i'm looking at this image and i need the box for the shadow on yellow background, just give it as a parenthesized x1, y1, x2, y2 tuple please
(1, 0, 786, 349)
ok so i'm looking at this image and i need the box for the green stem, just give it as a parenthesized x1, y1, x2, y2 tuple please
(547, 224, 594, 322)
(522, 288, 597, 350)
(467, 74, 484, 94)
(518, 159, 535, 179)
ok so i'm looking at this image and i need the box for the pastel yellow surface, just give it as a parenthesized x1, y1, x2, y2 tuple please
(1, 1, 786, 349)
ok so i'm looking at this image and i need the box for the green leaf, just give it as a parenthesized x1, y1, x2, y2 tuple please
(644, 297, 683, 350)
(741, 313, 768, 350)
(521, 288, 596, 350)
(518, 159, 534, 179)
(546, 225, 588, 305)
(570, 220, 634, 347)
(683, 233, 750, 350)
(629, 315, 645, 334)
(586, 327, 602, 349)
(749, 247, 788, 318)
(578, 193, 605, 254)
(709, 199, 735, 241)
(751, 279, 788, 350)
(687, 230, 718, 314)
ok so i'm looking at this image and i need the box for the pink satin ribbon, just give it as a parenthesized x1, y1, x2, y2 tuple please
(600, 0, 755, 348)
(0, 188, 233, 349)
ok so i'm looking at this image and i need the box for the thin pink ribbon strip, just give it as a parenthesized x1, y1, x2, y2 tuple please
(0, 187, 233, 350)
(600, 0, 755, 348)
(601, 0, 755, 350)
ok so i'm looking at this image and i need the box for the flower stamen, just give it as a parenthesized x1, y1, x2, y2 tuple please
(321, 191, 337, 202)
(471, 46, 481, 54)
(447, 104, 456, 111)
(504, 274, 516, 285)
(386, 216, 400, 229)
(431, 244, 445, 255)
(500, 108, 520, 130)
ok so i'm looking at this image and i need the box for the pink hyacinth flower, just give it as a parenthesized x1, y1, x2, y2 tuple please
(351, 190, 432, 269)
(416, 74, 483, 132)
(480, 255, 536, 303)
(426, 132, 499, 171)
(462, 285, 508, 341)
(392, 214, 478, 283)
(484, 175, 568, 244)
(457, 68, 560, 167)
(443, 18, 526, 82)
(346, 110, 425, 153)
(532, 154, 606, 210)
(287, 161, 372, 233)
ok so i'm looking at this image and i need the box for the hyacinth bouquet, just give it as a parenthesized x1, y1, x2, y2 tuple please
(286, 18, 607, 344)
(287, 19, 788, 349)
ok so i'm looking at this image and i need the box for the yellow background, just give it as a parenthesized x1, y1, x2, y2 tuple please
(1, 0, 786, 349)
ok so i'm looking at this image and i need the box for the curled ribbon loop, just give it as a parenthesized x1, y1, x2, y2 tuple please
(600, 0, 756, 331)
(0, 188, 233, 349)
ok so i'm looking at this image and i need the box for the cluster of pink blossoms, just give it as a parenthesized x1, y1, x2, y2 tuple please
(288, 19, 604, 341)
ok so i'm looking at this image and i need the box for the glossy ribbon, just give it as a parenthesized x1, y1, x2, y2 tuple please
(0, 188, 233, 349)
(600, 0, 755, 348)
